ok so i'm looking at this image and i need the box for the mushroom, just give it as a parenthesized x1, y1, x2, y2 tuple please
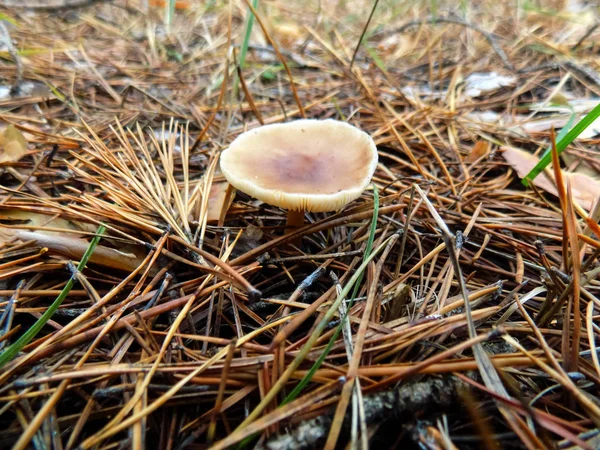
(220, 119, 378, 237)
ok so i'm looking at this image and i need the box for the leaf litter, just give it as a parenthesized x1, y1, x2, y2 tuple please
(0, 0, 599, 449)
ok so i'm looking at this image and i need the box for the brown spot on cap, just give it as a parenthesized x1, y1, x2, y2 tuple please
(220, 119, 378, 212)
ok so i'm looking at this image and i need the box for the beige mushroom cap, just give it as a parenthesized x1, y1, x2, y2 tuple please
(220, 119, 378, 212)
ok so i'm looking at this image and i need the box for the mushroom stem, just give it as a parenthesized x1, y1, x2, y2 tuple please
(286, 209, 305, 247)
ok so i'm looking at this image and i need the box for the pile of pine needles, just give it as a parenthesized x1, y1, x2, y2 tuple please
(0, 0, 599, 448)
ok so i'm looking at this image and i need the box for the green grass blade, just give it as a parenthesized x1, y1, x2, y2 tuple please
(281, 307, 342, 403)
(232, 0, 259, 103)
(282, 185, 379, 404)
(239, 0, 259, 70)
(351, 183, 379, 300)
(365, 46, 387, 74)
(0, 225, 106, 369)
(165, 0, 176, 32)
(522, 106, 574, 185)
(42, 80, 66, 103)
(0, 13, 18, 26)
(522, 102, 600, 186)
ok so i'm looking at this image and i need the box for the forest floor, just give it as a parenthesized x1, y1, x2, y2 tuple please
(0, 0, 600, 449)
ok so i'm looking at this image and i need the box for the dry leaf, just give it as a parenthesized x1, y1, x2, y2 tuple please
(0, 125, 28, 163)
(466, 140, 490, 163)
(0, 227, 147, 273)
(402, 72, 516, 102)
(207, 181, 233, 223)
(517, 114, 600, 139)
(377, 34, 413, 56)
(463, 72, 516, 97)
(273, 22, 304, 49)
(0, 210, 147, 272)
(0, 209, 81, 234)
(501, 146, 600, 210)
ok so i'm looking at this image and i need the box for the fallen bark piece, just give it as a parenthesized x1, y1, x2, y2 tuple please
(257, 376, 462, 450)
